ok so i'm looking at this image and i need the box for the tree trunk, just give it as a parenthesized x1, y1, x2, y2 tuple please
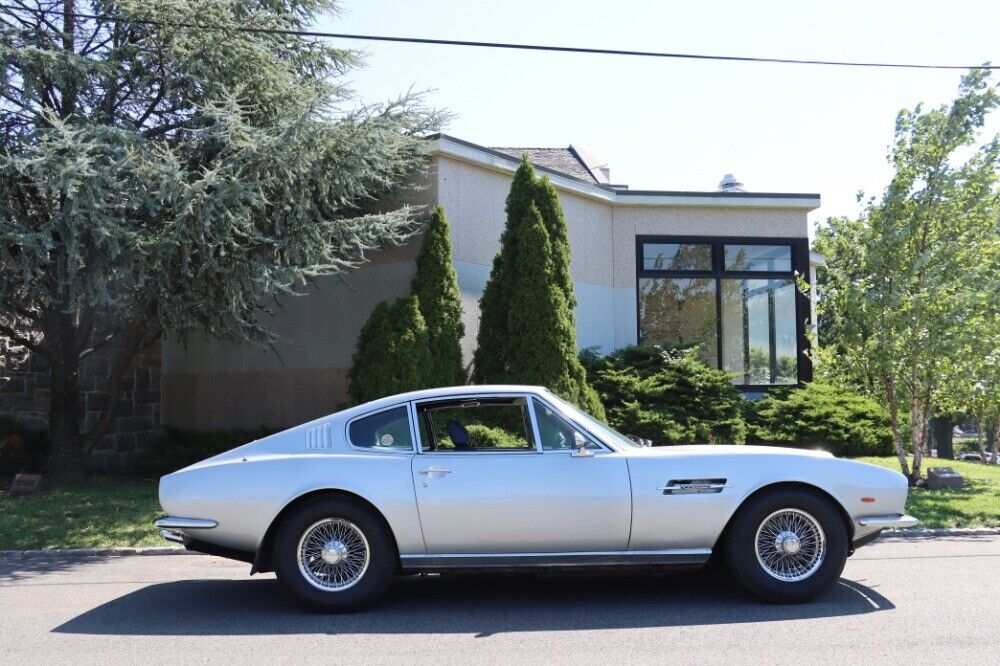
(47, 338, 84, 480)
(990, 422, 999, 466)
(910, 396, 926, 485)
(886, 376, 913, 482)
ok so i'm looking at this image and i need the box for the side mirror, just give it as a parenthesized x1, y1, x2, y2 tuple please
(571, 431, 593, 457)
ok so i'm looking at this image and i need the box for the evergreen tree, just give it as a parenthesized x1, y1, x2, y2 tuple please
(504, 206, 605, 418)
(411, 206, 466, 386)
(0, 0, 445, 478)
(533, 176, 576, 309)
(348, 297, 431, 404)
(472, 156, 537, 382)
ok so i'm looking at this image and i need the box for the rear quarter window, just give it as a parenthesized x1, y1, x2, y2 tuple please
(348, 406, 414, 451)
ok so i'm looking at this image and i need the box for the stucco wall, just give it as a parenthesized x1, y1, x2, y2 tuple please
(161, 175, 436, 430)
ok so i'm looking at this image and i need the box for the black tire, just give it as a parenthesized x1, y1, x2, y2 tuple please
(273, 496, 396, 612)
(725, 487, 848, 603)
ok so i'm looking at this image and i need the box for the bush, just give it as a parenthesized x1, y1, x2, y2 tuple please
(582, 345, 745, 445)
(411, 205, 466, 386)
(745, 381, 893, 457)
(348, 295, 432, 405)
(0, 418, 48, 476)
(139, 426, 276, 477)
(473, 157, 604, 418)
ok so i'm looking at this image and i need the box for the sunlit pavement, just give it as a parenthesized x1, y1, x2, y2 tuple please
(1, 535, 998, 665)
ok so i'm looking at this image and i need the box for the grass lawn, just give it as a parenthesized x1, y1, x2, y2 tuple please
(856, 456, 1000, 529)
(0, 475, 162, 550)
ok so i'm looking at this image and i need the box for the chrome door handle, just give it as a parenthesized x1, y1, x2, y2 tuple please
(419, 467, 452, 475)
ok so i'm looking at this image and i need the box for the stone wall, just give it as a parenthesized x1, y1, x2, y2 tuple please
(0, 342, 161, 471)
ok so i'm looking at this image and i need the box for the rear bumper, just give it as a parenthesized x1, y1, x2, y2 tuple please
(154, 516, 218, 544)
(858, 514, 919, 529)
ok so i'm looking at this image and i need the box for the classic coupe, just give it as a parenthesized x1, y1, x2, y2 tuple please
(156, 385, 916, 610)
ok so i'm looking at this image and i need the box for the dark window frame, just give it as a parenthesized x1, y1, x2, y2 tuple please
(635, 235, 813, 390)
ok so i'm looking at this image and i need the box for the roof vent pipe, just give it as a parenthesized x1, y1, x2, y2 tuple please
(718, 173, 745, 192)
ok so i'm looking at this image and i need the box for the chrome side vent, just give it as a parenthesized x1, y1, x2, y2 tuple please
(660, 478, 728, 495)
(305, 422, 332, 450)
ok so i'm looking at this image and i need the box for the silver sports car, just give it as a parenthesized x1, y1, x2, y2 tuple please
(155, 385, 916, 610)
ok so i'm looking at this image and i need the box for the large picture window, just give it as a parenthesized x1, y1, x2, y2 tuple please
(637, 236, 807, 387)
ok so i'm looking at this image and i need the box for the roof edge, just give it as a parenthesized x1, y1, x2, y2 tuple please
(428, 134, 821, 211)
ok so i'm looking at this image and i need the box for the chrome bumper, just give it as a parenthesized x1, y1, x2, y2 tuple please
(858, 514, 919, 529)
(154, 516, 218, 544)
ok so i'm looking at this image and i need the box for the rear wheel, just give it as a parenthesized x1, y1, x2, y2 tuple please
(725, 487, 847, 603)
(273, 496, 396, 611)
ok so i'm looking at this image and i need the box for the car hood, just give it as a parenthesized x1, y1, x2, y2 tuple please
(623, 444, 835, 459)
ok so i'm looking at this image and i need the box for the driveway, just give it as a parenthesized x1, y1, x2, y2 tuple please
(1, 535, 997, 665)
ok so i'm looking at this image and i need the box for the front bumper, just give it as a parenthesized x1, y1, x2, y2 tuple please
(154, 516, 218, 544)
(858, 514, 919, 529)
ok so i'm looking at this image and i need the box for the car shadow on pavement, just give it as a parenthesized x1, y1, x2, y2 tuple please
(53, 570, 894, 637)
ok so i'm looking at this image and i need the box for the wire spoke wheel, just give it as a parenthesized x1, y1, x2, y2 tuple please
(754, 508, 826, 583)
(297, 518, 371, 592)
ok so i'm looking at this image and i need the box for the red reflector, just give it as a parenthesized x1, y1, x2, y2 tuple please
(861, 497, 876, 503)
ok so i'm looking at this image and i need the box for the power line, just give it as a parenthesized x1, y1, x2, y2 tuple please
(1, 4, 996, 71)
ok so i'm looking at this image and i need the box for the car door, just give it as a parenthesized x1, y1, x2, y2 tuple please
(410, 394, 631, 554)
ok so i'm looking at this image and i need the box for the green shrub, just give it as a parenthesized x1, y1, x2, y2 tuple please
(348, 295, 432, 404)
(411, 205, 466, 386)
(745, 381, 893, 457)
(139, 426, 276, 477)
(473, 156, 603, 418)
(582, 345, 745, 445)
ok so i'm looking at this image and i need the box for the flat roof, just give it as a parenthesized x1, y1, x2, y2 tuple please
(430, 133, 821, 211)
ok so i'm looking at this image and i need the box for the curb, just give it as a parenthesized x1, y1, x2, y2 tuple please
(0, 546, 190, 559)
(877, 527, 1000, 539)
(3, 528, 999, 559)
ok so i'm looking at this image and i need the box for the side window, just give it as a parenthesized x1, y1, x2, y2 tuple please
(532, 399, 601, 451)
(348, 406, 414, 451)
(417, 398, 535, 451)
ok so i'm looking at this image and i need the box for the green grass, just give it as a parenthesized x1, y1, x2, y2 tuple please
(1, 455, 998, 549)
(0, 475, 162, 550)
(856, 456, 1000, 529)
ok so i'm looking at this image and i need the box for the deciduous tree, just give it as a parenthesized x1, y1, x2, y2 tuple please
(814, 69, 999, 484)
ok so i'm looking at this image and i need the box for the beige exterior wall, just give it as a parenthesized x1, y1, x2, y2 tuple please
(161, 148, 813, 430)
(161, 175, 435, 430)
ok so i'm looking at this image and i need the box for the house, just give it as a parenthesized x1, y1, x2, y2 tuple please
(0, 133, 823, 467)
(160, 134, 822, 431)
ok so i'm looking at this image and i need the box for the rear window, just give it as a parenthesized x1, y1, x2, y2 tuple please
(348, 406, 414, 451)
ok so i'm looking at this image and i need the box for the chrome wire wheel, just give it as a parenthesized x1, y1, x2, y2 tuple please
(296, 518, 371, 592)
(754, 508, 826, 583)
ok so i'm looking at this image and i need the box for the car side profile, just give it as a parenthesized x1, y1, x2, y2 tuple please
(155, 385, 916, 610)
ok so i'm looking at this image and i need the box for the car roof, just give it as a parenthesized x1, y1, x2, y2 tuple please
(343, 385, 549, 417)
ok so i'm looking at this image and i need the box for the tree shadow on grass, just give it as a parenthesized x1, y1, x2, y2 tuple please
(53, 570, 894, 637)
(907, 480, 1000, 529)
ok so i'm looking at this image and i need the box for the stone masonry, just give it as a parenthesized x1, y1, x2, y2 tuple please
(0, 341, 161, 471)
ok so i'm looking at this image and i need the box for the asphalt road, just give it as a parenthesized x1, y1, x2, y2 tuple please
(1, 535, 998, 665)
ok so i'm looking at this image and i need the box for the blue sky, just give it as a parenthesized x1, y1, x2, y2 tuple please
(316, 0, 1000, 231)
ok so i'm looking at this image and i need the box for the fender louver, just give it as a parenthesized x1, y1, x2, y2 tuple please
(660, 479, 728, 495)
(305, 422, 332, 449)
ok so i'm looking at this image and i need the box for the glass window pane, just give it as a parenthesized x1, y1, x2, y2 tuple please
(721, 279, 798, 385)
(348, 406, 413, 450)
(642, 243, 712, 271)
(532, 398, 601, 451)
(418, 399, 534, 451)
(724, 244, 792, 272)
(638, 277, 718, 367)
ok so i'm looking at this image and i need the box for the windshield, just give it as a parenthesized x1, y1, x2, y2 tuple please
(542, 392, 641, 450)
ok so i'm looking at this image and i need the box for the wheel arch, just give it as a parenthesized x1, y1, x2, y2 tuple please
(251, 488, 401, 575)
(711, 481, 855, 557)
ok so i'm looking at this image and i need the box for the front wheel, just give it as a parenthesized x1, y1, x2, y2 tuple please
(273, 496, 396, 611)
(725, 488, 848, 603)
